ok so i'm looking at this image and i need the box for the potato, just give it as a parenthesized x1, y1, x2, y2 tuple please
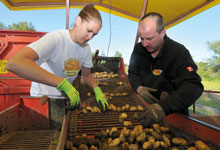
(78, 144, 89, 150)
(122, 142, 129, 150)
(187, 147, 197, 150)
(151, 131, 161, 140)
(87, 92, 91, 97)
(120, 113, 128, 119)
(172, 137, 188, 146)
(90, 145, 98, 150)
(109, 138, 120, 146)
(123, 121, 132, 126)
(86, 106, 93, 112)
(109, 93, 115, 97)
(82, 108, 88, 114)
(115, 93, 121, 96)
(136, 135, 145, 142)
(152, 124, 161, 133)
(129, 106, 137, 111)
(195, 140, 211, 150)
(122, 92, 128, 96)
(129, 144, 138, 150)
(116, 81, 123, 86)
(162, 134, 171, 147)
(142, 141, 153, 149)
(147, 135, 155, 143)
(137, 105, 144, 111)
(160, 126, 169, 132)
(153, 141, 160, 149)
(116, 107, 121, 112)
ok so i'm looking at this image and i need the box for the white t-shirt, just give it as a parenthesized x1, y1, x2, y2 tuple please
(28, 29, 93, 97)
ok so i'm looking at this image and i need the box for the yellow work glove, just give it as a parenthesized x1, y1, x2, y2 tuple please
(57, 78, 80, 109)
(94, 87, 109, 111)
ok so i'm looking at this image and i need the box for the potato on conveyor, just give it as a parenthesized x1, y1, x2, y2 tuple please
(187, 147, 197, 150)
(152, 123, 161, 133)
(82, 108, 88, 114)
(195, 140, 211, 150)
(121, 92, 128, 96)
(160, 126, 169, 132)
(129, 106, 137, 111)
(142, 141, 153, 149)
(129, 144, 138, 150)
(90, 145, 98, 150)
(162, 134, 171, 147)
(136, 105, 144, 111)
(172, 137, 188, 146)
(78, 144, 89, 150)
(121, 142, 129, 150)
(123, 121, 132, 126)
(119, 113, 128, 119)
(87, 92, 91, 97)
(109, 138, 120, 146)
(116, 81, 123, 86)
(153, 141, 161, 149)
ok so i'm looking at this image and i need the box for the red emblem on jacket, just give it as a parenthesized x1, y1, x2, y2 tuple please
(186, 66, 193, 72)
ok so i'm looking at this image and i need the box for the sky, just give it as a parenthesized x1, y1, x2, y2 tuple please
(1, 2, 220, 64)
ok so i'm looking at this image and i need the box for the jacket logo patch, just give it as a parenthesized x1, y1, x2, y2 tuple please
(64, 59, 80, 77)
(152, 69, 162, 76)
(186, 66, 193, 72)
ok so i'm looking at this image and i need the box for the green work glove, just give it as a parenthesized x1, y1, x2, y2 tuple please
(57, 78, 80, 109)
(94, 87, 109, 111)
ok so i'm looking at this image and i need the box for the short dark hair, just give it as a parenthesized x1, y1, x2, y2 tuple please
(140, 12, 165, 33)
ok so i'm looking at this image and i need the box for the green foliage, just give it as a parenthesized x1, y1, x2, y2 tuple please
(0, 21, 36, 31)
(114, 51, 122, 57)
(196, 40, 220, 81)
(0, 22, 7, 29)
(189, 91, 220, 115)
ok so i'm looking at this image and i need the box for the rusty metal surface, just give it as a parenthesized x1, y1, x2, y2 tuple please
(67, 71, 145, 138)
(0, 130, 59, 150)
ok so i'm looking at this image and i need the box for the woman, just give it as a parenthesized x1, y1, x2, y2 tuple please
(6, 4, 108, 111)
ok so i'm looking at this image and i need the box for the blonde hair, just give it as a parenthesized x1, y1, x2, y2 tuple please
(78, 4, 102, 26)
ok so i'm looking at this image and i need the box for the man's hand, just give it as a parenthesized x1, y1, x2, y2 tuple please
(94, 87, 109, 111)
(138, 103, 165, 127)
(57, 78, 80, 109)
(137, 86, 159, 102)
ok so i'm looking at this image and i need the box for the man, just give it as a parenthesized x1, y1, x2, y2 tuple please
(128, 12, 203, 127)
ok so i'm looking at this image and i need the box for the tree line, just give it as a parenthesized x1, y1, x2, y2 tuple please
(197, 41, 220, 81)
(0, 22, 36, 31)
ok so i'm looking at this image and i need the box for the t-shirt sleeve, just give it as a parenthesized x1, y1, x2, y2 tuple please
(28, 31, 57, 65)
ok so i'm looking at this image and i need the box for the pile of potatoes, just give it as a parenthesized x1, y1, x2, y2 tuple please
(81, 104, 144, 114)
(65, 123, 212, 150)
(92, 72, 118, 78)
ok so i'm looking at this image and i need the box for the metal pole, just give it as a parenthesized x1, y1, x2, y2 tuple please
(66, 0, 70, 29)
(135, 0, 148, 45)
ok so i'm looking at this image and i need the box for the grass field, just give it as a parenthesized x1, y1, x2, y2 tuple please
(189, 79, 220, 115)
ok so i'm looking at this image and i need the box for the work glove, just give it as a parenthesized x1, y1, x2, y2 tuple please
(94, 87, 109, 111)
(160, 91, 169, 100)
(137, 86, 159, 103)
(138, 103, 165, 128)
(57, 78, 80, 109)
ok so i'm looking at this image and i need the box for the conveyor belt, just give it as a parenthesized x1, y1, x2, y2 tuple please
(0, 130, 59, 150)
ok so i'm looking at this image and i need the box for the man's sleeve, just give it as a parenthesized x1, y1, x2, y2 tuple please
(128, 45, 143, 91)
(158, 49, 204, 115)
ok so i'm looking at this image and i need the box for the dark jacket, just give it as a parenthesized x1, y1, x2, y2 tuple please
(128, 35, 203, 115)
